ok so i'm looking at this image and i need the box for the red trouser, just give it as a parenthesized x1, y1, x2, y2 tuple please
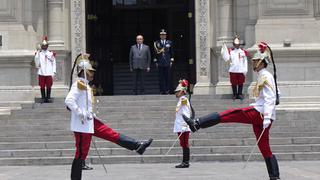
(219, 106, 273, 158)
(177, 132, 190, 148)
(74, 118, 120, 160)
(38, 75, 53, 89)
(229, 72, 245, 85)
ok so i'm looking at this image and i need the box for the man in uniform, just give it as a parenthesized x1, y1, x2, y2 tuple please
(66, 54, 153, 180)
(173, 79, 191, 168)
(221, 35, 248, 100)
(153, 29, 174, 94)
(34, 36, 56, 103)
(183, 43, 281, 180)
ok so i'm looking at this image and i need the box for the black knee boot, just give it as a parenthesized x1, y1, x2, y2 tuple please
(71, 158, 83, 180)
(182, 112, 220, 132)
(116, 134, 153, 155)
(175, 148, 190, 168)
(40, 88, 46, 103)
(237, 85, 244, 100)
(46, 88, 52, 103)
(265, 155, 280, 180)
(232, 85, 237, 100)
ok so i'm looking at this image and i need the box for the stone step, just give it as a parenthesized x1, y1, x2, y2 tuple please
(1, 144, 320, 158)
(1, 152, 320, 166)
(2, 124, 320, 137)
(1, 137, 320, 150)
(0, 124, 318, 136)
(1, 132, 320, 143)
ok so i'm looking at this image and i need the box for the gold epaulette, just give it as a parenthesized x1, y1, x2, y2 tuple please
(181, 98, 188, 106)
(77, 80, 87, 90)
(252, 75, 273, 97)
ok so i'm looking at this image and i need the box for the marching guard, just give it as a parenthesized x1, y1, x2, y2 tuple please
(65, 54, 153, 180)
(34, 36, 56, 103)
(173, 79, 191, 168)
(183, 42, 281, 180)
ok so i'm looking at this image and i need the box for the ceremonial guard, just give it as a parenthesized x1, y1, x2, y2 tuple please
(221, 35, 248, 100)
(34, 36, 56, 103)
(173, 79, 191, 168)
(65, 54, 153, 180)
(183, 42, 281, 180)
(153, 29, 174, 94)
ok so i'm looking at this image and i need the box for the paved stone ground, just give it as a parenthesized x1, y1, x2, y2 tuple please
(0, 161, 319, 180)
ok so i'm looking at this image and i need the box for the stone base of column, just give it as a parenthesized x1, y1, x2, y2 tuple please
(215, 81, 250, 95)
(33, 83, 69, 99)
(0, 86, 35, 103)
(193, 82, 215, 95)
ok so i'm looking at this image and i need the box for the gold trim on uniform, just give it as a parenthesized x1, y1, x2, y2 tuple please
(77, 80, 87, 90)
(154, 42, 165, 55)
(252, 75, 273, 97)
(176, 98, 190, 112)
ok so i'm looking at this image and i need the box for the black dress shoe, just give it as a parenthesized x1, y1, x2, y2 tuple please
(175, 162, 189, 168)
(136, 138, 153, 155)
(82, 161, 93, 170)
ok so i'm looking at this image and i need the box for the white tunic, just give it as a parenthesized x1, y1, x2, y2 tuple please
(250, 68, 278, 120)
(34, 50, 56, 76)
(221, 47, 248, 74)
(173, 96, 191, 133)
(65, 78, 94, 133)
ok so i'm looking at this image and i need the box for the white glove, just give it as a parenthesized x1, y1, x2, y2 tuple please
(81, 111, 93, 121)
(263, 118, 271, 129)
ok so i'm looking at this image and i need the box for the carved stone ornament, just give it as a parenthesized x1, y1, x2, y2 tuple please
(198, 0, 209, 77)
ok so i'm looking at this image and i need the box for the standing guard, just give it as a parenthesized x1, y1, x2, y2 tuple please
(66, 54, 153, 180)
(184, 43, 281, 180)
(221, 35, 249, 100)
(153, 29, 174, 94)
(34, 36, 56, 103)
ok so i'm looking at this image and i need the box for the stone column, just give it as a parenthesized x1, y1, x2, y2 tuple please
(45, 0, 70, 98)
(193, 0, 215, 94)
(47, 0, 64, 48)
(215, 0, 234, 95)
(217, 0, 234, 45)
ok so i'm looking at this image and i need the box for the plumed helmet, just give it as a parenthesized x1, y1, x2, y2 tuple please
(233, 34, 240, 45)
(174, 79, 189, 93)
(41, 36, 49, 46)
(76, 53, 95, 74)
(252, 51, 270, 64)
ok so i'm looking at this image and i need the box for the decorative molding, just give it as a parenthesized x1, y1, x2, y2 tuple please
(260, 0, 311, 16)
(0, 0, 20, 22)
(71, 0, 83, 56)
(198, 0, 209, 77)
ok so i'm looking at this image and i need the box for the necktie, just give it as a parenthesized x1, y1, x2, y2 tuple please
(139, 44, 141, 50)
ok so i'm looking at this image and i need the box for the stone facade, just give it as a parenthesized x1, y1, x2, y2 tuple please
(0, 0, 319, 102)
(195, 0, 320, 98)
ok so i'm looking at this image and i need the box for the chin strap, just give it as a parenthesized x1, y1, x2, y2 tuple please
(267, 46, 280, 105)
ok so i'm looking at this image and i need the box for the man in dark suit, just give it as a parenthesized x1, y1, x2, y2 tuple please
(129, 35, 151, 95)
(154, 29, 174, 94)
